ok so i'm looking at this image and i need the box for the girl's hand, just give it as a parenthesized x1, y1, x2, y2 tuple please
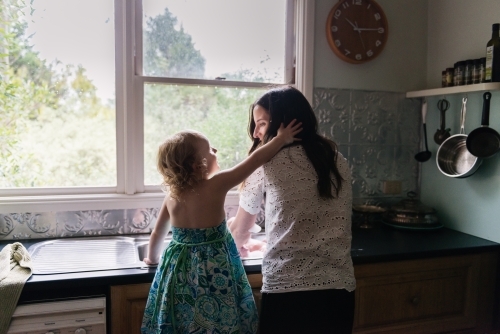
(277, 119, 302, 145)
(143, 258, 157, 266)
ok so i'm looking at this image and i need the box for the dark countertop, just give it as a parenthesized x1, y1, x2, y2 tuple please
(244, 223, 500, 271)
(1, 224, 499, 303)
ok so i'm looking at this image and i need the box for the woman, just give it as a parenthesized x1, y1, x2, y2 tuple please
(229, 86, 356, 333)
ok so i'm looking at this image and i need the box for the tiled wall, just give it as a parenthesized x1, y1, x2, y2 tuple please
(0, 89, 421, 241)
(314, 88, 421, 204)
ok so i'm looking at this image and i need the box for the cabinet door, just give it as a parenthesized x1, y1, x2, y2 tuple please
(110, 283, 151, 334)
(353, 254, 482, 334)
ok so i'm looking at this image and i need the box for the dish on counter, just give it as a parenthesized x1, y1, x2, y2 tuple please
(352, 205, 386, 213)
(382, 220, 444, 231)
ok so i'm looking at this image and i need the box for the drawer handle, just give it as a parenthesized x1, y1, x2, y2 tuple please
(411, 297, 420, 305)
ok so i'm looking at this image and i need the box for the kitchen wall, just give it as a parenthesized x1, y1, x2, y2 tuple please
(421, 0, 500, 243)
(315, 0, 428, 92)
(315, 0, 500, 243)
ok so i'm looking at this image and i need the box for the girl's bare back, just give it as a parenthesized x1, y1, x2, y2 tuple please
(165, 177, 229, 229)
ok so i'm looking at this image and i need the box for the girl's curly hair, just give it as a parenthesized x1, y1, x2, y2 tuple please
(156, 130, 207, 201)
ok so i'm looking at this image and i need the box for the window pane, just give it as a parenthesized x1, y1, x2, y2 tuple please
(144, 84, 263, 185)
(142, 0, 288, 83)
(0, 0, 116, 188)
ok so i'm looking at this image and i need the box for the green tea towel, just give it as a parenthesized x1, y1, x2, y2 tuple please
(0, 243, 33, 334)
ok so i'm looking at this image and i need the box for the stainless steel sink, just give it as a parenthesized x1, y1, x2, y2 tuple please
(135, 237, 170, 263)
(28, 232, 266, 274)
(135, 232, 267, 262)
(28, 236, 148, 274)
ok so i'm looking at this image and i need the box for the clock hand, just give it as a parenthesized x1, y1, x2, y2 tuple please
(357, 28, 382, 31)
(345, 18, 360, 31)
(355, 21, 365, 50)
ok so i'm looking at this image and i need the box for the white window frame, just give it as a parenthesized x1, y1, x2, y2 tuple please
(0, 0, 315, 214)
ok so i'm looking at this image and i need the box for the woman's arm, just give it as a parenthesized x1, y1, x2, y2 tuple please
(228, 206, 257, 257)
(144, 196, 171, 265)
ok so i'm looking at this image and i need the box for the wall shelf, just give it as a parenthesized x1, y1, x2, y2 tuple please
(406, 82, 500, 98)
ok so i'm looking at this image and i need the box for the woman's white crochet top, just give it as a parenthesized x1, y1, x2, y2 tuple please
(240, 145, 356, 293)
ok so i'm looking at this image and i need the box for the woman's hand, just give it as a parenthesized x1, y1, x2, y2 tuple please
(276, 119, 302, 145)
(242, 238, 267, 253)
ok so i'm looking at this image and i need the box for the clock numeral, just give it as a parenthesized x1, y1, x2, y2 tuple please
(375, 40, 382, 47)
(367, 4, 371, 9)
(335, 39, 342, 47)
(344, 49, 351, 56)
(374, 13, 381, 21)
(334, 9, 342, 19)
(378, 28, 385, 33)
(352, 0, 362, 5)
(331, 26, 338, 32)
(355, 54, 362, 60)
(367, 50, 373, 57)
(342, 2, 350, 9)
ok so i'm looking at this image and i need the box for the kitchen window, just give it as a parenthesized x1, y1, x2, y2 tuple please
(0, 0, 314, 211)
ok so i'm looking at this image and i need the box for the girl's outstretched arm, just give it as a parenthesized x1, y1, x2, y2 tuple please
(214, 120, 302, 191)
(144, 196, 171, 265)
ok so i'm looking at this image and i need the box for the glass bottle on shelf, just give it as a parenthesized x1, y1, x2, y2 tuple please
(485, 23, 500, 82)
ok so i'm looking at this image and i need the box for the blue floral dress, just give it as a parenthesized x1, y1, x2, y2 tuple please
(141, 220, 258, 334)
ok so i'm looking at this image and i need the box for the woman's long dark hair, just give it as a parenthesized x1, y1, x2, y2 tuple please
(248, 85, 343, 198)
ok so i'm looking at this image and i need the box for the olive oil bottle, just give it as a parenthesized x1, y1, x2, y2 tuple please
(485, 23, 500, 82)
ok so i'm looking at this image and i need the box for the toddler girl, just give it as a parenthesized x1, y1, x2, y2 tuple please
(141, 120, 301, 333)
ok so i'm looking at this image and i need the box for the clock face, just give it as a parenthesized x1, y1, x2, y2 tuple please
(326, 0, 388, 64)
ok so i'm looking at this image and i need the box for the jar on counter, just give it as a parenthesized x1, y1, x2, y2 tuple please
(441, 70, 447, 87)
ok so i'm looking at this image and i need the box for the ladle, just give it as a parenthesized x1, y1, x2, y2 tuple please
(415, 99, 432, 162)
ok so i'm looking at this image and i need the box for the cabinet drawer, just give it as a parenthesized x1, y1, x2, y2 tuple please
(353, 254, 480, 334)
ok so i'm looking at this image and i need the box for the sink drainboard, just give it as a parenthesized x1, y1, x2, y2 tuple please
(28, 237, 142, 274)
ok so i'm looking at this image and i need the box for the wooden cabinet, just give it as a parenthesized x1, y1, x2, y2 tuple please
(247, 273, 263, 316)
(243, 253, 498, 334)
(110, 252, 498, 334)
(109, 277, 263, 334)
(110, 283, 150, 334)
(353, 252, 498, 334)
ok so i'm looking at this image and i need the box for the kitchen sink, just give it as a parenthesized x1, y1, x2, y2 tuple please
(28, 232, 267, 274)
(135, 237, 170, 263)
(28, 236, 146, 274)
(135, 232, 267, 263)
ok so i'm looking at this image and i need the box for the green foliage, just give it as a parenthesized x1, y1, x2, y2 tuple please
(0, 1, 116, 187)
(144, 8, 205, 78)
(143, 85, 261, 185)
(1, 3, 263, 189)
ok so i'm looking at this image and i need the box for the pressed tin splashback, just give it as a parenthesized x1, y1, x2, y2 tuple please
(0, 89, 421, 240)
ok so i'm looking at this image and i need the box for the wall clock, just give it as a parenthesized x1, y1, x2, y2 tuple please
(326, 0, 389, 64)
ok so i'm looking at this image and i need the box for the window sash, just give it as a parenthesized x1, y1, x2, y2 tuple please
(0, 0, 314, 212)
